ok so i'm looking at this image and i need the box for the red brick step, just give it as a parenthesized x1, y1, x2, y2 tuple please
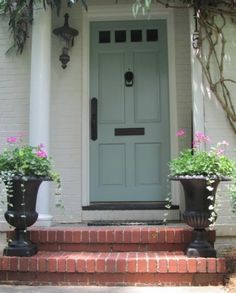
(1, 226, 223, 286)
(0, 251, 226, 286)
(26, 226, 215, 252)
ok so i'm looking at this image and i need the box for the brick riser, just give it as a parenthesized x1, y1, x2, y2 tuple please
(37, 243, 188, 252)
(0, 251, 226, 286)
(0, 272, 225, 286)
(0, 226, 225, 286)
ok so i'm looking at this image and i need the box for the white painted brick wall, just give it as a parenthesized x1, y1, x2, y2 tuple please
(0, 16, 30, 225)
(50, 3, 82, 222)
(0, 20, 30, 140)
(174, 9, 192, 151)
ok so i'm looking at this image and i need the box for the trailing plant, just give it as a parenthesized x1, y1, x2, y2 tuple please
(229, 167, 236, 213)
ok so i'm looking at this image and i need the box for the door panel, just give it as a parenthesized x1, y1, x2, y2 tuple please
(134, 51, 161, 122)
(90, 20, 170, 202)
(99, 144, 125, 186)
(99, 52, 125, 123)
(135, 143, 161, 185)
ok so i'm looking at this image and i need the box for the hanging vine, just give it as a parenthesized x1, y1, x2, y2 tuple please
(1, 0, 236, 133)
(196, 9, 236, 134)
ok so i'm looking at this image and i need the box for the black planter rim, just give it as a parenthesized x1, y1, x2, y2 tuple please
(169, 175, 231, 181)
(1, 175, 52, 182)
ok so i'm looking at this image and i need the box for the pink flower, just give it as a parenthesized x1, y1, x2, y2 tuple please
(192, 132, 210, 149)
(176, 129, 185, 137)
(39, 143, 45, 148)
(216, 148, 225, 156)
(220, 140, 229, 147)
(36, 150, 47, 158)
(7, 136, 17, 144)
(195, 132, 210, 143)
(192, 140, 199, 148)
(215, 140, 229, 156)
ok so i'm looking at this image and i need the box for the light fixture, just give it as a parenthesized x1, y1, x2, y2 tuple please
(53, 13, 79, 69)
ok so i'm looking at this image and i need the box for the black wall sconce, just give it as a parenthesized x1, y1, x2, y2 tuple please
(53, 13, 79, 69)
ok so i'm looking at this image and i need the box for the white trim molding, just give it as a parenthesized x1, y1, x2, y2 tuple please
(81, 3, 178, 208)
(29, 3, 53, 226)
(189, 8, 205, 136)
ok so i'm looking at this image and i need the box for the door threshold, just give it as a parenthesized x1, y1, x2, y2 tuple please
(86, 220, 166, 226)
(82, 202, 179, 210)
(82, 209, 180, 222)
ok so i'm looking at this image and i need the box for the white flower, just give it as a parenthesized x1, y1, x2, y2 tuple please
(206, 186, 214, 191)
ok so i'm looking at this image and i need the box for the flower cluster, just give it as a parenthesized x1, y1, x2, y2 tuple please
(193, 132, 210, 148)
(176, 129, 185, 137)
(0, 136, 60, 183)
(169, 130, 235, 178)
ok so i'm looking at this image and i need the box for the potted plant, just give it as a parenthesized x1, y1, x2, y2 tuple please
(0, 136, 61, 257)
(169, 130, 235, 257)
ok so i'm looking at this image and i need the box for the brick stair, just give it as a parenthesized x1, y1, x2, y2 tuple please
(0, 226, 226, 286)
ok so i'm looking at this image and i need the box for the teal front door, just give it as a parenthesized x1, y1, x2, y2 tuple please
(90, 20, 170, 202)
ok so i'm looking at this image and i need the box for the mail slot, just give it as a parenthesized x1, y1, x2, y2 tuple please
(114, 128, 145, 136)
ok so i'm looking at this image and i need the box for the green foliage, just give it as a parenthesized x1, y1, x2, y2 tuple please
(0, 136, 63, 213)
(0, 0, 33, 53)
(132, 0, 152, 16)
(169, 148, 235, 178)
(170, 131, 235, 180)
(1, 146, 48, 177)
(0, 137, 61, 189)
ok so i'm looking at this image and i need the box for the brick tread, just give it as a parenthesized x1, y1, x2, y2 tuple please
(0, 251, 226, 274)
(26, 226, 215, 244)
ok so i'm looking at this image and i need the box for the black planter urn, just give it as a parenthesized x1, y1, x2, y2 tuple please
(3, 178, 42, 257)
(170, 176, 227, 258)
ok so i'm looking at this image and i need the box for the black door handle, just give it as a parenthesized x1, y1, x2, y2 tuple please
(91, 97, 97, 141)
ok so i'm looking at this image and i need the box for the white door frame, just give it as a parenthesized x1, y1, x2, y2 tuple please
(81, 3, 179, 206)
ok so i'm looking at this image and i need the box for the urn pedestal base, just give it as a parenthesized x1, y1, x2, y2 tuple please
(3, 178, 43, 257)
(183, 210, 217, 257)
(186, 229, 216, 257)
(3, 228, 38, 257)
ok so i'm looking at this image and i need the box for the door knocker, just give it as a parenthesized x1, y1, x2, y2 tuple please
(124, 70, 134, 87)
